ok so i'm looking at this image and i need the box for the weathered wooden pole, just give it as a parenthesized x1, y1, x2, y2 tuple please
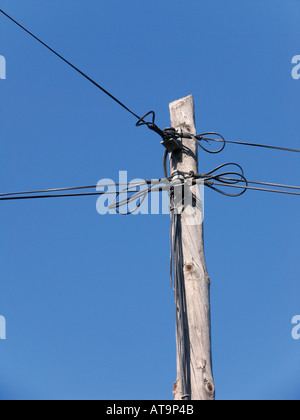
(169, 95, 215, 400)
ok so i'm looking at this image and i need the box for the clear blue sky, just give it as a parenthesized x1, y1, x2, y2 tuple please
(0, 0, 299, 400)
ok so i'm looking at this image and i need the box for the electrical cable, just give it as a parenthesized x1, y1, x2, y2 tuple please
(191, 133, 226, 154)
(0, 10, 172, 137)
(0, 181, 162, 202)
(212, 178, 300, 191)
(0, 186, 161, 203)
(0, 181, 152, 198)
(170, 204, 191, 400)
(3, 9, 299, 401)
(205, 182, 300, 197)
(0, 9, 144, 122)
(197, 135, 300, 154)
(2, 8, 300, 155)
(161, 127, 300, 155)
(0, 191, 108, 201)
(2, 9, 300, 155)
(165, 162, 300, 198)
(163, 149, 170, 180)
(108, 181, 169, 215)
(191, 163, 248, 197)
(1, 173, 299, 203)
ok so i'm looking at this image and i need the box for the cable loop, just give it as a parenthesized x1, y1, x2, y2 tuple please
(108, 180, 169, 215)
(136, 111, 166, 138)
(193, 132, 226, 154)
(196, 163, 248, 197)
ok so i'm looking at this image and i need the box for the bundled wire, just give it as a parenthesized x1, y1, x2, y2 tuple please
(170, 192, 191, 400)
(0, 180, 174, 215)
(1, 167, 300, 203)
(0, 181, 148, 202)
(191, 164, 300, 197)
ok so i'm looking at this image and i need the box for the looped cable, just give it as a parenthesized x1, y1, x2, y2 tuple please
(136, 110, 227, 157)
(201, 162, 245, 181)
(194, 163, 248, 197)
(162, 131, 226, 180)
(205, 181, 247, 198)
(136, 111, 166, 138)
(108, 180, 169, 215)
(193, 132, 226, 154)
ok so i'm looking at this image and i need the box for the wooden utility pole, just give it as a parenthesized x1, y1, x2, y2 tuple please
(169, 95, 215, 401)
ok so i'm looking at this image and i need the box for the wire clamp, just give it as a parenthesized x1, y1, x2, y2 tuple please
(161, 127, 182, 153)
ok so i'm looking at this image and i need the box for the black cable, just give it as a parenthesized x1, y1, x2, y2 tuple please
(197, 163, 245, 179)
(206, 182, 300, 196)
(0, 185, 98, 197)
(0, 181, 151, 198)
(215, 178, 300, 191)
(109, 185, 152, 215)
(191, 164, 300, 197)
(0, 192, 107, 201)
(163, 149, 170, 179)
(2, 7, 299, 154)
(163, 155, 300, 198)
(197, 135, 300, 154)
(162, 129, 300, 155)
(192, 133, 226, 154)
(109, 181, 170, 215)
(0, 187, 153, 201)
(0, 182, 155, 202)
(192, 163, 248, 197)
(194, 163, 300, 197)
(205, 182, 247, 197)
(1, 173, 300, 203)
(170, 207, 191, 400)
(3, 7, 298, 152)
(0, 9, 142, 121)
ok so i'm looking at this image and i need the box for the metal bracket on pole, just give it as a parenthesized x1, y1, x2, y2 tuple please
(161, 127, 182, 152)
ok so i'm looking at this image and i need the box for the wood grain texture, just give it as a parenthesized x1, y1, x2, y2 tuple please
(170, 95, 215, 401)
